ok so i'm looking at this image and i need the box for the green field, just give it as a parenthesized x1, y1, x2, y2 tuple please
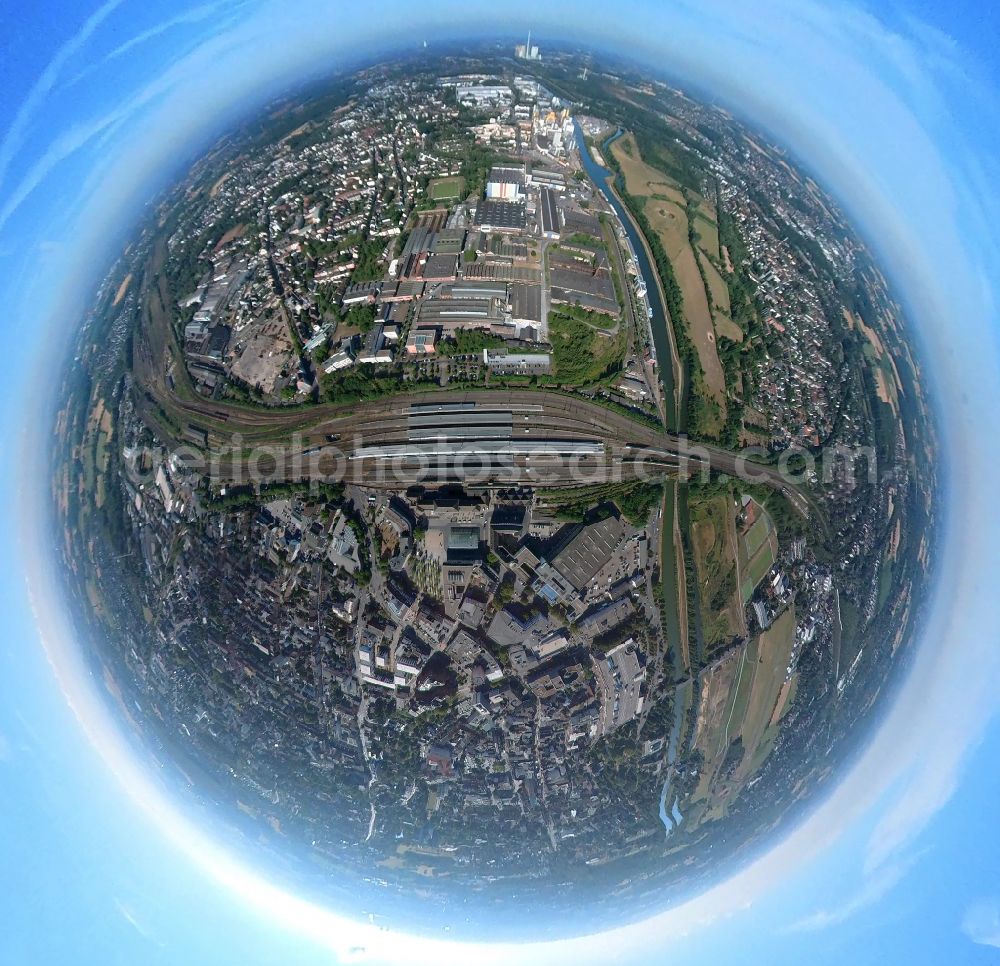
(689, 606, 797, 826)
(693, 211, 720, 260)
(876, 551, 895, 614)
(690, 492, 742, 651)
(548, 310, 626, 386)
(716, 637, 758, 756)
(739, 502, 778, 603)
(428, 176, 465, 201)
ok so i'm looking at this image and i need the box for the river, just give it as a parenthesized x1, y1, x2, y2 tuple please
(576, 121, 695, 838)
(574, 121, 678, 431)
(575, 121, 689, 671)
(656, 677, 691, 836)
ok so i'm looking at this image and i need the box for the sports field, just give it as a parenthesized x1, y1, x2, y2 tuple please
(428, 176, 465, 201)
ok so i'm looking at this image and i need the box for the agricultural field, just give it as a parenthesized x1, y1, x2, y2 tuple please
(700, 255, 731, 317)
(687, 606, 797, 826)
(112, 273, 132, 306)
(844, 306, 903, 420)
(700, 256, 743, 343)
(737, 497, 779, 603)
(612, 133, 684, 206)
(83, 396, 115, 510)
(688, 648, 743, 824)
(735, 607, 797, 780)
(610, 133, 728, 427)
(769, 672, 799, 728)
(670, 482, 692, 677)
(689, 490, 744, 653)
(692, 210, 720, 259)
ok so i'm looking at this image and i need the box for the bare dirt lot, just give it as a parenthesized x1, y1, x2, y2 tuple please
(229, 315, 296, 395)
(112, 273, 132, 306)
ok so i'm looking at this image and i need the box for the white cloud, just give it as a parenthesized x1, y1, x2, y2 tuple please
(0, 13, 265, 234)
(65, 1, 253, 87)
(785, 853, 922, 933)
(113, 896, 159, 944)
(0, 0, 127, 192)
(962, 898, 1000, 949)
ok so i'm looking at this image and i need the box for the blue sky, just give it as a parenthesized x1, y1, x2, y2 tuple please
(3, 1, 1000, 964)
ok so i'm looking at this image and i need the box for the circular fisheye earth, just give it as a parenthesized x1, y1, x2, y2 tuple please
(51, 46, 938, 940)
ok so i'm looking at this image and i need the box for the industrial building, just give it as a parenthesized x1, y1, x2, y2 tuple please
(514, 31, 541, 61)
(509, 282, 543, 327)
(404, 327, 439, 355)
(418, 296, 505, 334)
(474, 199, 527, 233)
(483, 349, 551, 375)
(540, 187, 561, 239)
(486, 165, 527, 202)
(455, 85, 513, 107)
(548, 515, 627, 592)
